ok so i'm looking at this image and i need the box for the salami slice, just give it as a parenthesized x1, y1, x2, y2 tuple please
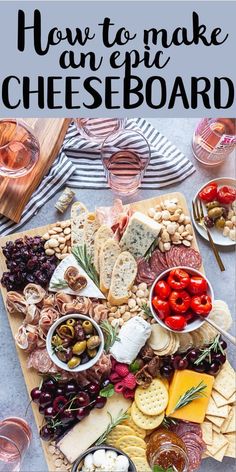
(179, 248, 202, 269)
(27, 348, 53, 373)
(171, 421, 205, 471)
(136, 258, 156, 286)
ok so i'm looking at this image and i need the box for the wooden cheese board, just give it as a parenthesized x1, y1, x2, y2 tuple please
(0, 193, 203, 471)
(0, 118, 71, 222)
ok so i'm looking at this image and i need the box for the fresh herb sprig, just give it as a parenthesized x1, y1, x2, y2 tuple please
(72, 245, 99, 287)
(95, 410, 129, 445)
(100, 320, 120, 353)
(194, 335, 224, 366)
(141, 302, 153, 318)
(171, 381, 207, 413)
(50, 279, 68, 290)
(99, 384, 115, 398)
(52, 344, 67, 354)
(153, 466, 176, 472)
(144, 239, 158, 260)
(162, 417, 178, 429)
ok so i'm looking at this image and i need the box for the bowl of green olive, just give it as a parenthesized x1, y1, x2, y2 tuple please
(46, 314, 104, 372)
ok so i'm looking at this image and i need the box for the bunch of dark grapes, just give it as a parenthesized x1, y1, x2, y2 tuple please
(160, 338, 227, 379)
(30, 377, 107, 441)
(1, 236, 57, 291)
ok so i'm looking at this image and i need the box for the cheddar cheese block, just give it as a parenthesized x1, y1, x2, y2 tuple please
(166, 369, 214, 423)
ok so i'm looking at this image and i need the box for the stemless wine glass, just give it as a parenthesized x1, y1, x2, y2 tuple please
(0, 119, 40, 178)
(101, 128, 151, 195)
(75, 118, 126, 143)
(0, 417, 32, 472)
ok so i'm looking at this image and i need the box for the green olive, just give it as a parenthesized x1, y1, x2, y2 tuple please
(87, 335, 101, 350)
(82, 320, 93, 334)
(52, 334, 63, 347)
(207, 207, 223, 220)
(72, 340, 87, 355)
(87, 348, 97, 358)
(57, 324, 75, 339)
(215, 216, 226, 229)
(67, 356, 81, 369)
(66, 318, 76, 327)
(206, 200, 220, 210)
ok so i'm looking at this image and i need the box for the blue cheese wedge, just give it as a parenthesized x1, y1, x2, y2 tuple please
(119, 211, 161, 258)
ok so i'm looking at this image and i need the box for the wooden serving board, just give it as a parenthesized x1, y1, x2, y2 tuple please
(0, 193, 203, 471)
(0, 118, 71, 223)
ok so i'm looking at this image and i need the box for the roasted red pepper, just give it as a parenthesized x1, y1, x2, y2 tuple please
(191, 294, 212, 317)
(199, 182, 218, 202)
(169, 290, 191, 314)
(167, 269, 190, 290)
(217, 186, 236, 204)
(152, 296, 170, 319)
(188, 276, 208, 295)
(154, 280, 171, 299)
(165, 315, 187, 331)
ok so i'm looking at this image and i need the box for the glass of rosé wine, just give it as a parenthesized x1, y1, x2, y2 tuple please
(0, 119, 39, 178)
(75, 118, 126, 143)
(101, 128, 151, 195)
(0, 417, 32, 472)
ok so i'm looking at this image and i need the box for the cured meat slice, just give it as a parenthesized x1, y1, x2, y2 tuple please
(150, 249, 167, 273)
(27, 348, 53, 373)
(171, 421, 205, 471)
(135, 258, 156, 286)
(96, 199, 124, 227)
(179, 248, 202, 269)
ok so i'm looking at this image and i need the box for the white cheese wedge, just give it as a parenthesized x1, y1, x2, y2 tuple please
(110, 316, 152, 364)
(57, 394, 131, 463)
(119, 211, 161, 258)
(49, 254, 105, 299)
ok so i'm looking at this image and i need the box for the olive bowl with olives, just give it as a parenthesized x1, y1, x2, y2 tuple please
(46, 314, 104, 372)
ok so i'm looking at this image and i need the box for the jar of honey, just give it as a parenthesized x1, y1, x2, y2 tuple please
(146, 428, 189, 472)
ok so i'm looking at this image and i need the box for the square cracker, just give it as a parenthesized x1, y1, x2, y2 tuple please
(212, 425, 221, 433)
(206, 415, 225, 427)
(206, 397, 229, 418)
(225, 433, 236, 458)
(213, 363, 236, 399)
(213, 443, 229, 462)
(206, 432, 228, 456)
(224, 406, 236, 433)
(201, 422, 213, 445)
(221, 406, 235, 434)
(212, 389, 236, 408)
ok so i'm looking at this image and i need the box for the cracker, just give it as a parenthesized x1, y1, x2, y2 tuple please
(116, 435, 146, 451)
(206, 432, 228, 456)
(148, 324, 172, 351)
(131, 401, 164, 430)
(132, 457, 151, 472)
(220, 408, 233, 433)
(223, 405, 236, 433)
(212, 425, 221, 433)
(122, 446, 146, 459)
(135, 379, 168, 416)
(211, 389, 233, 408)
(206, 415, 225, 427)
(206, 397, 229, 418)
(201, 421, 213, 445)
(121, 417, 146, 438)
(225, 433, 236, 458)
(191, 330, 205, 348)
(209, 300, 232, 331)
(213, 443, 229, 462)
(106, 425, 135, 446)
(213, 363, 236, 399)
(177, 332, 193, 353)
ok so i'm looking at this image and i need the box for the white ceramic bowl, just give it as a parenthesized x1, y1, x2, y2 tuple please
(149, 267, 214, 333)
(46, 314, 104, 372)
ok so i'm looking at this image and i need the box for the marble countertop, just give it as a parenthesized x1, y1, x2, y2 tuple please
(0, 118, 235, 472)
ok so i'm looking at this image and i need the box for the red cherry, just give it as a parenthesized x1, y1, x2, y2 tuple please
(75, 407, 90, 421)
(31, 387, 41, 404)
(94, 396, 107, 409)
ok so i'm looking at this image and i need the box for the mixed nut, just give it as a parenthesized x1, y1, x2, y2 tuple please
(148, 198, 193, 251)
(51, 317, 102, 369)
(42, 221, 72, 260)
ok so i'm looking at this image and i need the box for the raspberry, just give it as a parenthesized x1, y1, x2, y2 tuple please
(123, 388, 135, 400)
(122, 373, 137, 390)
(111, 357, 117, 370)
(114, 382, 124, 394)
(109, 372, 122, 384)
(115, 363, 130, 378)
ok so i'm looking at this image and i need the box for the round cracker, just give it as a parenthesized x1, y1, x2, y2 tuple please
(106, 425, 135, 446)
(132, 457, 152, 472)
(122, 445, 146, 459)
(122, 418, 146, 438)
(148, 324, 172, 351)
(191, 330, 205, 348)
(209, 301, 232, 331)
(177, 332, 193, 353)
(135, 379, 168, 416)
(131, 401, 164, 430)
(116, 435, 146, 451)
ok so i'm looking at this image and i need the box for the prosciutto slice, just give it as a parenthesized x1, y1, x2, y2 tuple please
(38, 307, 59, 340)
(6, 291, 28, 316)
(15, 324, 38, 352)
(23, 284, 46, 305)
(96, 199, 124, 227)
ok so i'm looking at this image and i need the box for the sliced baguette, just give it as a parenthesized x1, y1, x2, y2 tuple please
(83, 212, 99, 262)
(94, 225, 114, 273)
(71, 202, 88, 246)
(108, 251, 137, 306)
(99, 239, 121, 295)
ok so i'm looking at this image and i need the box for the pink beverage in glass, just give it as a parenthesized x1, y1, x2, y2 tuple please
(101, 129, 150, 195)
(192, 118, 236, 166)
(0, 418, 32, 472)
(0, 119, 39, 178)
(75, 118, 125, 143)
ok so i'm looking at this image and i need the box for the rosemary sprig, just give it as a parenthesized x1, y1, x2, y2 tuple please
(171, 381, 207, 413)
(72, 245, 99, 287)
(141, 302, 153, 318)
(144, 238, 158, 260)
(162, 417, 178, 428)
(100, 320, 120, 353)
(52, 344, 67, 354)
(50, 279, 68, 290)
(194, 335, 223, 366)
(95, 410, 129, 446)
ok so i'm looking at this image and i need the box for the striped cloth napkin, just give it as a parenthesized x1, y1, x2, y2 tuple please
(0, 118, 195, 236)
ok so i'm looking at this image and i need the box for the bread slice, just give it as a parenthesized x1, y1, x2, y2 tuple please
(99, 239, 121, 295)
(71, 202, 88, 246)
(83, 212, 99, 262)
(94, 225, 114, 272)
(108, 251, 137, 306)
